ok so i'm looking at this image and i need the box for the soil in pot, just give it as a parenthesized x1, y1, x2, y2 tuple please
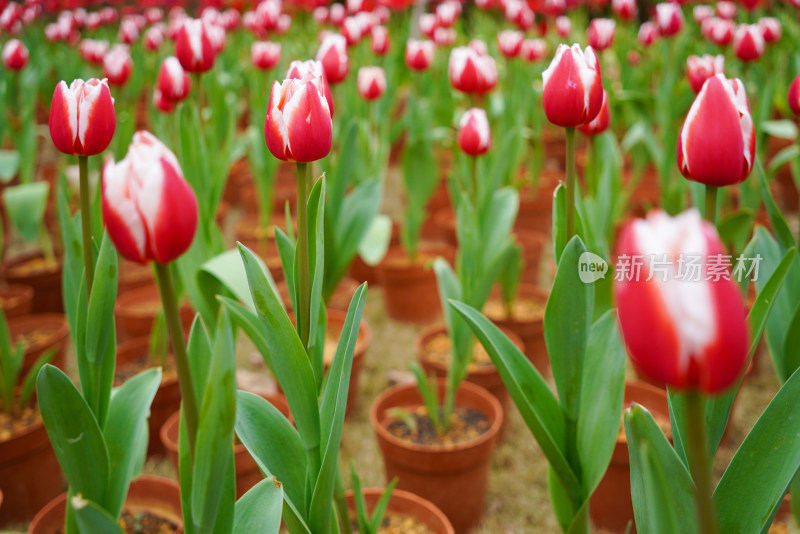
(375, 244, 454, 325)
(370, 380, 503, 534)
(8, 314, 69, 381)
(0, 404, 64, 527)
(589, 381, 671, 533)
(116, 337, 180, 457)
(2, 253, 63, 314)
(345, 488, 455, 534)
(483, 284, 550, 376)
(0, 284, 34, 318)
(27, 474, 183, 534)
(115, 285, 194, 343)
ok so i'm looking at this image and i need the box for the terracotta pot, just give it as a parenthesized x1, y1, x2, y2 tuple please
(234, 214, 296, 284)
(8, 314, 69, 381)
(0, 415, 63, 527)
(118, 259, 155, 295)
(515, 171, 560, 235)
(160, 394, 290, 498)
(370, 380, 503, 534)
(431, 209, 457, 248)
(626, 168, 660, 218)
(115, 285, 194, 343)
(416, 324, 523, 440)
(116, 337, 181, 457)
(28, 475, 183, 534)
(225, 157, 252, 207)
(542, 129, 567, 163)
(375, 244, 455, 324)
(0, 284, 34, 318)
(515, 229, 549, 286)
(347, 221, 401, 287)
(589, 381, 671, 533)
(345, 488, 455, 534)
(483, 284, 550, 376)
(2, 253, 63, 314)
(421, 180, 453, 242)
(326, 277, 361, 313)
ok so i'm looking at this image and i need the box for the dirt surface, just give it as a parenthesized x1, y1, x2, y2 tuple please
(386, 406, 491, 447)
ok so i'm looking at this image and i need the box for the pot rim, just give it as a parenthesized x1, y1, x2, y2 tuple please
(344, 487, 455, 534)
(8, 313, 69, 353)
(415, 323, 524, 377)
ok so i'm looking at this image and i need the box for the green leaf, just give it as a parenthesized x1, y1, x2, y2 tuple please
(624, 404, 698, 534)
(576, 311, 626, 495)
(637, 443, 681, 534)
(57, 184, 83, 340)
(2, 181, 48, 242)
(233, 477, 284, 534)
(37, 365, 110, 508)
(186, 316, 212, 406)
(756, 158, 795, 252)
(238, 243, 320, 453)
(0, 149, 20, 183)
(766, 145, 800, 178)
(368, 479, 398, 533)
(304, 176, 326, 364)
(761, 119, 798, 140)
(715, 363, 800, 533)
(103, 367, 162, 518)
(71, 495, 125, 534)
(552, 184, 566, 263)
(544, 237, 593, 421)
(356, 214, 392, 266)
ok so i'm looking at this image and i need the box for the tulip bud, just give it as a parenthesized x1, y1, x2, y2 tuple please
(448, 46, 498, 94)
(758, 17, 781, 43)
(286, 60, 335, 118)
(458, 108, 491, 156)
(703, 17, 734, 45)
(153, 89, 176, 114)
(80, 39, 109, 65)
(157, 57, 191, 103)
(544, 0, 566, 17)
(405, 39, 435, 71)
(313, 6, 329, 23)
(371, 25, 390, 55)
(419, 13, 437, 38)
(638, 21, 658, 46)
(686, 54, 724, 94)
(497, 30, 524, 58)
(2, 38, 28, 70)
(520, 38, 546, 62)
(330, 3, 345, 25)
(587, 18, 615, 51)
(144, 26, 164, 51)
(49, 78, 116, 157)
(579, 90, 610, 135)
(265, 72, 333, 163)
(715, 1, 737, 19)
(733, 23, 764, 62)
(435, 0, 460, 27)
(103, 45, 133, 87)
(693, 5, 713, 24)
(555, 16, 571, 37)
(102, 131, 197, 265)
(119, 17, 139, 44)
(174, 18, 216, 73)
(542, 44, 603, 128)
(741, 0, 760, 10)
(316, 33, 349, 84)
(251, 41, 281, 70)
(612, 0, 636, 21)
(357, 66, 386, 100)
(789, 73, 800, 116)
(677, 74, 754, 187)
(655, 3, 684, 37)
(433, 27, 456, 47)
(614, 209, 748, 394)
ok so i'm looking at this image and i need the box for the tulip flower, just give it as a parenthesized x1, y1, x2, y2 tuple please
(357, 66, 386, 101)
(715, 1, 737, 19)
(2, 38, 28, 70)
(419, 13, 437, 37)
(286, 59, 335, 118)
(435, 0, 460, 27)
(614, 208, 748, 394)
(678, 72, 754, 219)
(542, 44, 603, 128)
(405, 39, 435, 71)
(49, 78, 116, 157)
(313, 6, 328, 23)
(448, 46, 498, 94)
(174, 18, 216, 73)
(686, 54, 724, 94)
(733, 24, 764, 62)
(741, 0, 760, 10)
(702, 17, 734, 46)
(693, 5, 714, 24)
(788, 73, 800, 116)
(251, 41, 281, 70)
(316, 33, 349, 84)
(587, 18, 616, 51)
(520, 38, 546, 62)
(758, 17, 781, 43)
(144, 26, 164, 51)
(157, 56, 191, 103)
(578, 90, 610, 135)
(497, 30, 524, 58)
(433, 27, 456, 47)
(655, 3, 684, 37)
(457, 108, 491, 156)
(330, 3, 345, 25)
(103, 45, 133, 87)
(153, 89, 176, 114)
(102, 131, 197, 265)
(119, 17, 139, 44)
(370, 25, 389, 55)
(555, 16, 572, 37)
(638, 22, 658, 46)
(265, 72, 333, 163)
(612, 0, 636, 21)
(341, 16, 364, 46)
(80, 39, 108, 65)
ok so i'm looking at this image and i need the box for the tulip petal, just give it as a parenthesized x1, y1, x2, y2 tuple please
(148, 158, 198, 264)
(49, 81, 78, 155)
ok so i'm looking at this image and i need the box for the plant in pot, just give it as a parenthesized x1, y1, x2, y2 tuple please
(0, 307, 59, 527)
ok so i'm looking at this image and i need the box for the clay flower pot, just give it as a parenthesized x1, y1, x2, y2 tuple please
(0, 414, 63, 526)
(115, 285, 194, 343)
(2, 253, 63, 314)
(515, 229, 549, 286)
(28, 475, 183, 534)
(589, 381, 671, 533)
(483, 284, 550, 376)
(515, 169, 561, 235)
(375, 244, 455, 324)
(117, 259, 155, 295)
(345, 488, 455, 534)
(161, 393, 291, 498)
(116, 337, 181, 457)
(234, 213, 296, 284)
(8, 314, 69, 381)
(0, 284, 34, 318)
(370, 380, 503, 534)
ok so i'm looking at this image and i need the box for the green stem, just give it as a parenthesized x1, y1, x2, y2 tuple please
(470, 155, 478, 208)
(334, 471, 354, 534)
(685, 391, 718, 534)
(565, 127, 577, 239)
(78, 155, 95, 294)
(154, 262, 199, 460)
(705, 185, 718, 225)
(296, 162, 311, 351)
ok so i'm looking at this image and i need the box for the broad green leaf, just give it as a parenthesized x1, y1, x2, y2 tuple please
(186, 316, 212, 405)
(767, 145, 800, 178)
(761, 120, 798, 140)
(0, 149, 20, 182)
(71, 495, 125, 534)
(304, 176, 326, 367)
(233, 477, 283, 534)
(219, 296, 275, 373)
(638, 443, 681, 534)
(37, 365, 110, 508)
(756, 159, 795, 252)
(356, 214, 392, 266)
(3, 181, 48, 242)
